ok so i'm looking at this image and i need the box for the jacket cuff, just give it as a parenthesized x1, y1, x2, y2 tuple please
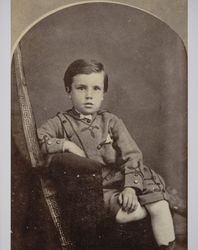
(40, 137, 65, 154)
(124, 173, 143, 191)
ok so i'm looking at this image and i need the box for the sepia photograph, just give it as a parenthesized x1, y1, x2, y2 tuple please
(11, 1, 187, 249)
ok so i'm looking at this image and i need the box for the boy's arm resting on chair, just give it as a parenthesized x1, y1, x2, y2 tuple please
(37, 116, 85, 157)
(37, 116, 103, 175)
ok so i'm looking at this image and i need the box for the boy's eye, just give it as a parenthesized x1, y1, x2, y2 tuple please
(94, 86, 102, 91)
(77, 86, 85, 90)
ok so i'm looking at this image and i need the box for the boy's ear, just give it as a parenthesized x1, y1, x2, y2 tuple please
(65, 86, 70, 93)
(65, 87, 71, 98)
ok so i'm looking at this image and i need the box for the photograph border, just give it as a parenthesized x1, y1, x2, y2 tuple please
(1, 1, 197, 249)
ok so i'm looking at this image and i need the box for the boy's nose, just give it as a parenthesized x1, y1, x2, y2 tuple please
(85, 89, 93, 99)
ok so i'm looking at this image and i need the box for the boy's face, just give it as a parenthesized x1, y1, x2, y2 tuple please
(68, 71, 105, 115)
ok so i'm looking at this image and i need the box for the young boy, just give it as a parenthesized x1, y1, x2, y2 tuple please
(38, 59, 175, 249)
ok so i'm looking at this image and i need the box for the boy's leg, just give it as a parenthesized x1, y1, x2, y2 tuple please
(104, 189, 148, 223)
(145, 200, 175, 247)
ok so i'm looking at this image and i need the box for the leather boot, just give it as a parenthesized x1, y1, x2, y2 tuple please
(159, 240, 176, 250)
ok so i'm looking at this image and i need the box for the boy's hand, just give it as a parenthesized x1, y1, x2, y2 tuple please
(118, 187, 139, 213)
(63, 141, 86, 158)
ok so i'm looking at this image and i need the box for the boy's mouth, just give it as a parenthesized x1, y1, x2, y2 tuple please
(84, 102, 93, 106)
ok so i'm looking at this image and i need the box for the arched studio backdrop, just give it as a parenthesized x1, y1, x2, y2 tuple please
(12, 2, 187, 204)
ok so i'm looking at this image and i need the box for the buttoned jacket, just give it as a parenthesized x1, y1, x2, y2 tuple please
(37, 109, 144, 190)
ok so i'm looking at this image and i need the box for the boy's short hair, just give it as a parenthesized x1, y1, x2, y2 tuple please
(64, 59, 108, 92)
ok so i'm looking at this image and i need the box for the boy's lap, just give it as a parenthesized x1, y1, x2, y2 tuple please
(48, 152, 169, 217)
(103, 177, 169, 217)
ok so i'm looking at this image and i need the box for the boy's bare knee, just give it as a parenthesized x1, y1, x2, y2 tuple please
(145, 200, 170, 217)
(115, 211, 136, 224)
(115, 211, 128, 223)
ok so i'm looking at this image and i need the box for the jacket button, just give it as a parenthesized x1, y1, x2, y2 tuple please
(134, 180, 138, 184)
(47, 140, 52, 145)
(97, 145, 101, 150)
(76, 174, 80, 178)
(56, 140, 61, 144)
(86, 119, 91, 123)
(92, 174, 96, 177)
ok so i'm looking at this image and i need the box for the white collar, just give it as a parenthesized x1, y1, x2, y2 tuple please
(75, 109, 93, 121)
(79, 113, 92, 121)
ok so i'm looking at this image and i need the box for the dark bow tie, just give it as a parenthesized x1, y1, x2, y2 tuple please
(79, 114, 92, 122)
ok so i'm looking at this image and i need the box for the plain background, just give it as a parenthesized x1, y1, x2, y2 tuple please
(11, 0, 187, 48)
(1, 0, 198, 249)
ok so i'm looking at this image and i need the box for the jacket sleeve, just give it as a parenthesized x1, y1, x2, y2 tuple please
(112, 117, 144, 191)
(37, 116, 66, 154)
